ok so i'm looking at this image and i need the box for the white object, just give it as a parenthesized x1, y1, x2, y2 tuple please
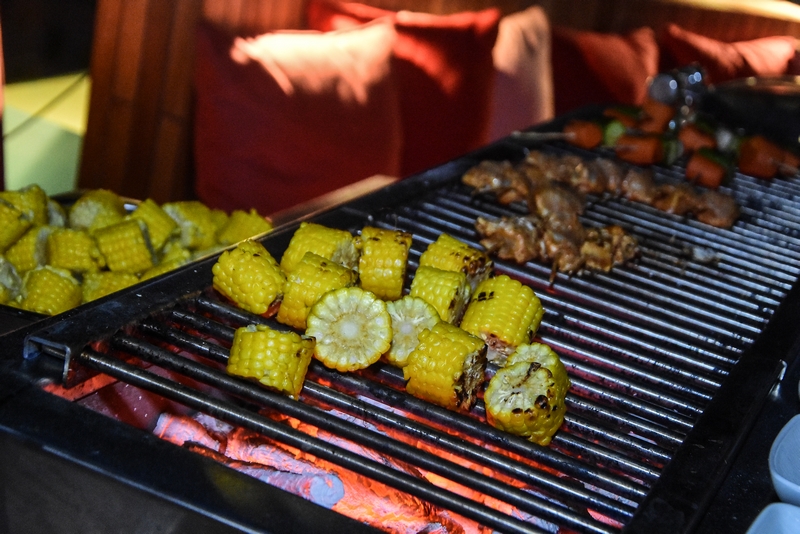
(770, 414, 800, 507)
(746, 503, 800, 534)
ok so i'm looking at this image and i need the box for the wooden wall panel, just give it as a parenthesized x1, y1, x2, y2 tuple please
(78, 0, 800, 206)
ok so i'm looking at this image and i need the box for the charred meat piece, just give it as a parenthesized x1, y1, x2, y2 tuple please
(619, 168, 659, 204)
(475, 215, 545, 264)
(581, 225, 639, 271)
(652, 183, 701, 215)
(462, 160, 528, 205)
(694, 190, 740, 228)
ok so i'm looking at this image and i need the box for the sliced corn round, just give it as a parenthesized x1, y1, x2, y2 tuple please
(17, 266, 82, 316)
(94, 219, 155, 274)
(0, 257, 23, 305)
(384, 295, 440, 368)
(408, 265, 470, 324)
(4, 225, 52, 275)
(356, 226, 412, 301)
(0, 184, 49, 226)
(68, 189, 126, 233)
(162, 200, 219, 251)
(306, 286, 392, 372)
(129, 198, 179, 252)
(280, 222, 358, 274)
(212, 240, 285, 316)
(82, 271, 140, 303)
(47, 228, 105, 274)
(0, 200, 33, 253)
(418, 233, 493, 292)
(215, 209, 273, 246)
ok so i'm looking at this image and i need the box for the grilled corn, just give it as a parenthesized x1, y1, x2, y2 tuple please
(306, 286, 392, 372)
(162, 200, 219, 251)
(0, 184, 49, 226)
(0, 257, 22, 305)
(94, 219, 155, 274)
(139, 258, 188, 281)
(216, 209, 273, 246)
(484, 342, 570, 446)
(460, 275, 544, 365)
(68, 189, 127, 233)
(280, 222, 359, 274)
(408, 265, 470, 324)
(277, 251, 357, 330)
(129, 198, 179, 251)
(0, 200, 32, 253)
(356, 226, 412, 301)
(228, 324, 315, 399)
(4, 226, 51, 274)
(384, 296, 440, 368)
(82, 271, 140, 303)
(403, 321, 487, 411)
(418, 233, 493, 292)
(212, 240, 285, 316)
(46, 228, 105, 274)
(16, 266, 82, 315)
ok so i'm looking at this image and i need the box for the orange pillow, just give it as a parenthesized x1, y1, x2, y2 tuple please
(661, 24, 797, 84)
(193, 21, 402, 216)
(306, 0, 501, 176)
(551, 26, 659, 116)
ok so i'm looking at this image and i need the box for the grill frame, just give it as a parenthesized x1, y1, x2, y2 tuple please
(2, 121, 800, 533)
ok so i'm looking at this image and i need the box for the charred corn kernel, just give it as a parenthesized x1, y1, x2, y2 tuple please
(228, 324, 315, 399)
(159, 238, 192, 264)
(129, 198, 178, 251)
(418, 233, 493, 292)
(82, 271, 140, 303)
(47, 198, 67, 227)
(280, 222, 358, 274)
(212, 240, 285, 315)
(484, 343, 570, 446)
(162, 201, 218, 251)
(356, 226, 412, 301)
(0, 184, 49, 226)
(68, 189, 126, 233)
(17, 266, 82, 315)
(408, 265, 470, 324)
(384, 296, 440, 368)
(139, 258, 188, 281)
(94, 219, 155, 274)
(46, 228, 105, 274)
(460, 275, 544, 365)
(216, 209, 273, 246)
(0, 200, 32, 253)
(0, 257, 23, 305)
(4, 226, 51, 274)
(277, 252, 357, 330)
(306, 286, 392, 372)
(403, 321, 487, 411)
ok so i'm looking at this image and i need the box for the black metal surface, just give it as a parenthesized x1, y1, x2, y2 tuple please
(2, 123, 800, 533)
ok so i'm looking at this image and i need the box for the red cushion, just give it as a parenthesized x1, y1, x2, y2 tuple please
(551, 26, 659, 116)
(661, 24, 797, 84)
(306, 0, 501, 176)
(193, 21, 403, 216)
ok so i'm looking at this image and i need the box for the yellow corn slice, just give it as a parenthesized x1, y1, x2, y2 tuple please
(212, 240, 285, 316)
(47, 198, 67, 227)
(305, 286, 392, 372)
(408, 265, 470, 324)
(418, 233, 493, 292)
(460, 275, 545, 365)
(0, 184, 49, 226)
(210, 208, 230, 232)
(279, 222, 358, 274)
(277, 251, 357, 330)
(17, 266, 82, 315)
(4, 226, 52, 275)
(68, 189, 127, 233)
(0, 200, 33, 253)
(46, 228, 105, 274)
(159, 238, 192, 264)
(162, 200, 219, 251)
(139, 258, 188, 281)
(403, 321, 487, 411)
(228, 324, 315, 399)
(484, 342, 571, 446)
(216, 209, 273, 246)
(129, 198, 179, 251)
(82, 271, 140, 303)
(0, 257, 23, 305)
(356, 226, 412, 301)
(94, 219, 155, 274)
(384, 296, 440, 368)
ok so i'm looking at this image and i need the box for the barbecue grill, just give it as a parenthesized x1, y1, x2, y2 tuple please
(2, 115, 800, 534)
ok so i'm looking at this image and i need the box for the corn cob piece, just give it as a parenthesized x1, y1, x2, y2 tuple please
(408, 265, 470, 324)
(162, 200, 219, 251)
(47, 198, 67, 227)
(17, 266, 82, 315)
(68, 189, 127, 233)
(210, 208, 230, 232)
(418, 233, 493, 292)
(403, 321, 487, 411)
(484, 342, 570, 446)
(306, 286, 392, 372)
(460, 275, 545, 365)
(82, 271, 140, 303)
(277, 251, 357, 330)
(0, 257, 23, 305)
(129, 198, 179, 251)
(0, 200, 32, 253)
(139, 257, 188, 281)
(4, 225, 52, 274)
(384, 295, 440, 368)
(356, 226, 412, 301)
(280, 222, 359, 274)
(46, 228, 105, 274)
(212, 240, 285, 316)
(94, 219, 155, 274)
(159, 238, 193, 264)
(228, 324, 315, 399)
(0, 184, 49, 226)
(216, 209, 273, 246)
